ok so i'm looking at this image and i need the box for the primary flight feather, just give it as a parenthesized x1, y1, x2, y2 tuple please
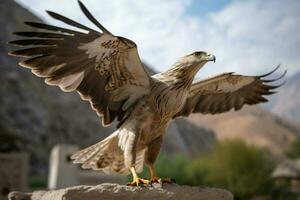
(8, 0, 285, 186)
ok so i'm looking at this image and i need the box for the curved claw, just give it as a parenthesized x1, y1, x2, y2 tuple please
(127, 178, 151, 187)
(151, 176, 176, 184)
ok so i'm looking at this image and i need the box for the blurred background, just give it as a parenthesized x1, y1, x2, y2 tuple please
(0, 0, 300, 200)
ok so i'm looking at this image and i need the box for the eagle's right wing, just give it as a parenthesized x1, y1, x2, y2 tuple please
(8, 1, 151, 127)
(174, 66, 285, 117)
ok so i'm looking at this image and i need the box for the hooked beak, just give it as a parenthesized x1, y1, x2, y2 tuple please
(207, 54, 216, 63)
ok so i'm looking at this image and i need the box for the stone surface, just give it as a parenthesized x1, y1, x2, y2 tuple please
(0, 153, 29, 199)
(8, 183, 233, 200)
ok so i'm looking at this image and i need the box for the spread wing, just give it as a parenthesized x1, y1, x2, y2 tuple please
(174, 66, 286, 117)
(8, 1, 150, 127)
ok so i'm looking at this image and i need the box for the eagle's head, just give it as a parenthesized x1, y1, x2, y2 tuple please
(185, 51, 216, 66)
(172, 51, 216, 75)
(165, 51, 216, 81)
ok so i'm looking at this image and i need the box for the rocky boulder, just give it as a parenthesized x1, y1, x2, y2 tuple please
(9, 183, 233, 200)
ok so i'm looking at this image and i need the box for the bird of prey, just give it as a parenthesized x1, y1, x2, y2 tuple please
(8, 1, 285, 186)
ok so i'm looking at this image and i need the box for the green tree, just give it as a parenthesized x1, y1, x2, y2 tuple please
(131, 153, 190, 185)
(285, 139, 300, 159)
(154, 154, 190, 184)
(186, 140, 275, 199)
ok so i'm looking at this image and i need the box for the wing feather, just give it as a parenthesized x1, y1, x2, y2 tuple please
(13, 31, 70, 38)
(46, 10, 98, 33)
(77, 0, 111, 34)
(174, 66, 286, 117)
(24, 21, 86, 35)
(8, 1, 150, 127)
(9, 46, 55, 57)
(9, 38, 63, 46)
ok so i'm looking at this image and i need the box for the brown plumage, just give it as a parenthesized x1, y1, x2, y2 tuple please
(8, 0, 285, 186)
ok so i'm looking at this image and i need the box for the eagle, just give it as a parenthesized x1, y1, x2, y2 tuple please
(8, 1, 285, 186)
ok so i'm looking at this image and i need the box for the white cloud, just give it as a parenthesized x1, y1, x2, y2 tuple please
(203, 0, 300, 76)
(15, 0, 300, 78)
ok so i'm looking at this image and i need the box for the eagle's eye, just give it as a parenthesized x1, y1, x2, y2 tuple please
(193, 51, 206, 57)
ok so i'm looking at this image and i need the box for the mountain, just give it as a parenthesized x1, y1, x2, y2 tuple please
(266, 71, 300, 122)
(0, 0, 214, 176)
(188, 106, 300, 156)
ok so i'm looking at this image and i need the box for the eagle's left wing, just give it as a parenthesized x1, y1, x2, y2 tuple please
(174, 66, 286, 117)
(8, 1, 151, 127)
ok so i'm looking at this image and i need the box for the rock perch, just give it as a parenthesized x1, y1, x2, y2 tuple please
(8, 183, 233, 200)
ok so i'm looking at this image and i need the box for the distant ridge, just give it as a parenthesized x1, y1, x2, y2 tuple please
(188, 106, 300, 156)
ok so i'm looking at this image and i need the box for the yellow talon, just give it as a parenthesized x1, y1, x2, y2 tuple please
(127, 177, 151, 186)
(127, 167, 150, 186)
(151, 176, 175, 184)
(149, 164, 176, 184)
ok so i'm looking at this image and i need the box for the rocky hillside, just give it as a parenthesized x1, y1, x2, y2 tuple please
(188, 106, 300, 156)
(0, 0, 215, 176)
(266, 71, 300, 122)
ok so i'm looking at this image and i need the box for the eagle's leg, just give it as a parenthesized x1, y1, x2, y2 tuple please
(127, 167, 150, 186)
(148, 164, 175, 184)
(125, 130, 150, 186)
(145, 135, 175, 184)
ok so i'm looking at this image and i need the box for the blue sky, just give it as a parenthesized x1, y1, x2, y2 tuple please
(15, 0, 300, 78)
(187, 0, 231, 17)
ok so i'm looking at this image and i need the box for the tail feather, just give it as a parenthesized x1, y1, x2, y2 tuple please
(71, 134, 113, 163)
(71, 142, 102, 164)
(71, 131, 146, 175)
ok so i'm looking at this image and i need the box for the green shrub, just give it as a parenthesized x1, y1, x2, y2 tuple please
(285, 139, 300, 159)
(136, 154, 190, 185)
(186, 140, 275, 199)
(28, 176, 47, 189)
(128, 140, 285, 199)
